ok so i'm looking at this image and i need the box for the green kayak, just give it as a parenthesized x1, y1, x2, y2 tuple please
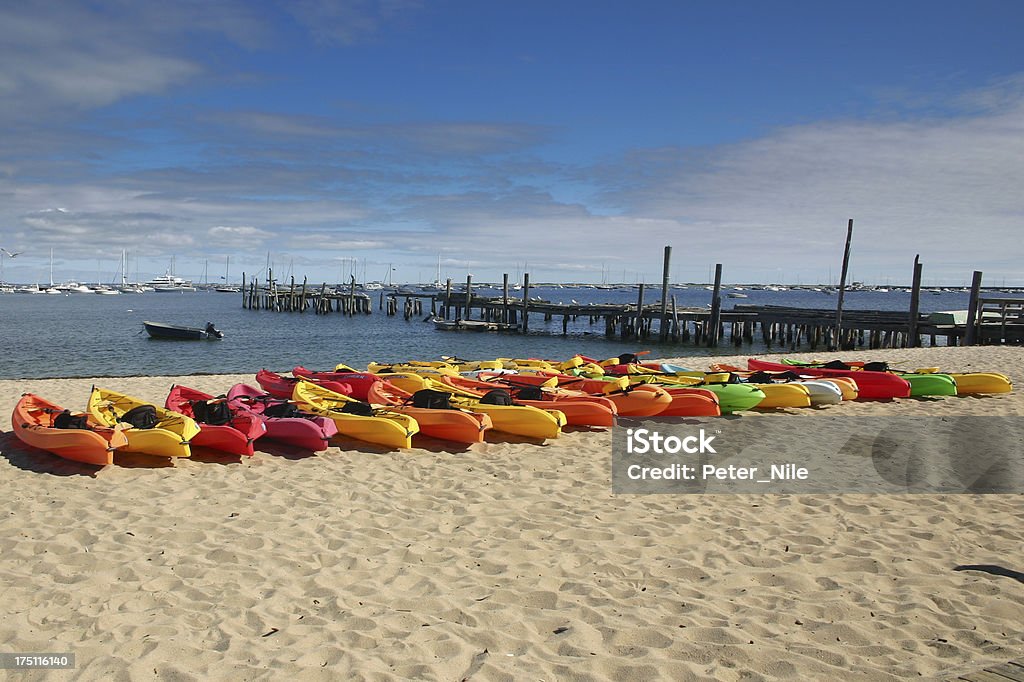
(700, 383, 768, 413)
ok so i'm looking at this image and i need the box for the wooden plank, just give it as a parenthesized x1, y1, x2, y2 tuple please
(984, 662, 1024, 682)
(659, 245, 671, 341)
(521, 272, 530, 332)
(908, 255, 922, 345)
(965, 270, 984, 345)
(708, 263, 722, 346)
(633, 283, 645, 340)
(959, 670, 1023, 682)
(834, 218, 854, 348)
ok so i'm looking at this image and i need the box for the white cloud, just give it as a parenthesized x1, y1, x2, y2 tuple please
(591, 91, 1024, 283)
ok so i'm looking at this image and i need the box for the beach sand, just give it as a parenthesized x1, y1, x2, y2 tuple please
(1, 346, 1022, 680)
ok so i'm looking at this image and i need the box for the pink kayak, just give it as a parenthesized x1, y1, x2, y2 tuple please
(227, 383, 338, 452)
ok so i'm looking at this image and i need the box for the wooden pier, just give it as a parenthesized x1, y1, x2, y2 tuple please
(238, 260, 1022, 349)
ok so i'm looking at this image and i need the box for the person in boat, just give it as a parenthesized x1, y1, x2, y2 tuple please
(205, 322, 224, 339)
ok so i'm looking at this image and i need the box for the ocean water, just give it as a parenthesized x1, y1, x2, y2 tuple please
(0, 286, 972, 380)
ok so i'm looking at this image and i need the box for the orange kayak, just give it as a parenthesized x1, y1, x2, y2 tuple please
(653, 386, 722, 417)
(477, 372, 671, 417)
(365, 381, 492, 444)
(437, 375, 617, 427)
(13, 393, 128, 466)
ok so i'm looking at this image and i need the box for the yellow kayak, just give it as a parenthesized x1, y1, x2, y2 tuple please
(749, 383, 812, 408)
(293, 381, 418, 449)
(366, 361, 459, 376)
(88, 386, 200, 458)
(931, 372, 1012, 395)
(380, 373, 566, 439)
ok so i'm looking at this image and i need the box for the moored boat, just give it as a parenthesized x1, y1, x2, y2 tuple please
(143, 321, 223, 340)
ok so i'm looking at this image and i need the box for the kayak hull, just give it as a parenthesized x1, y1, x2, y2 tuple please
(380, 373, 566, 438)
(166, 385, 266, 456)
(226, 383, 338, 452)
(88, 387, 199, 458)
(365, 381, 492, 444)
(12, 393, 126, 466)
(293, 381, 419, 449)
(747, 359, 911, 400)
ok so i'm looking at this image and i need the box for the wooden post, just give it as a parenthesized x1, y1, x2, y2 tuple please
(708, 264, 722, 346)
(907, 255, 923, 347)
(521, 273, 531, 333)
(833, 218, 854, 349)
(634, 283, 646, 341)
(670, 295, 679, 341)
(241, 272, 246, 308)
(964, 270, 983, 345)
(464, 274, 473, 321)
(502, 273, 510, 324)
(349, 275, 356, 317)
(659, 245, 672, 341)
(444, 278, 452, 319)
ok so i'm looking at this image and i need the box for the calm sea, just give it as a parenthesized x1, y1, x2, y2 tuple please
(0, 286, 972, 380)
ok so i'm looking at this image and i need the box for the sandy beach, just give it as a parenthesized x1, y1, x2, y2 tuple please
(1, 345, 1022, 680)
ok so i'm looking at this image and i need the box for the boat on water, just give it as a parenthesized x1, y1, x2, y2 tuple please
(433, 318, 512, 332)
(56, 282, 94, 294)
(148, 273, 197, 292)
(144, 321, 224, 340)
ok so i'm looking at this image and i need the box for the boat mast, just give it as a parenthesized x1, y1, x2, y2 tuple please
(49, 248, 54, 287)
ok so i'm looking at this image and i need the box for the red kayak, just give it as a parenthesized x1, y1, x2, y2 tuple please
(292, 366, 381, 401)
(255, 368, 353, 400)
(165, 385, 266, 456)
(746, 358, 910, 400)
(226, 383, 338, 452)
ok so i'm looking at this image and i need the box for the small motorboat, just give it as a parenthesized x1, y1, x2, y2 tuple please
(144, 321, 224, 340)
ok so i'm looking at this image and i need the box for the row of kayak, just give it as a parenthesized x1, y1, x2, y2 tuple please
(11, 355, 1012, 466)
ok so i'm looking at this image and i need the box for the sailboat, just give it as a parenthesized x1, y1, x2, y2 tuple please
(215, 256, 240, 292)
(29, 248, 62, 294)
(420, 255, 445, 290)
(364, 263, 396, 291)
(116, 250, 145, 293)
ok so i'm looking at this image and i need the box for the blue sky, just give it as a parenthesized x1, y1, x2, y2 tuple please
(1, 1, 1023, 286)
